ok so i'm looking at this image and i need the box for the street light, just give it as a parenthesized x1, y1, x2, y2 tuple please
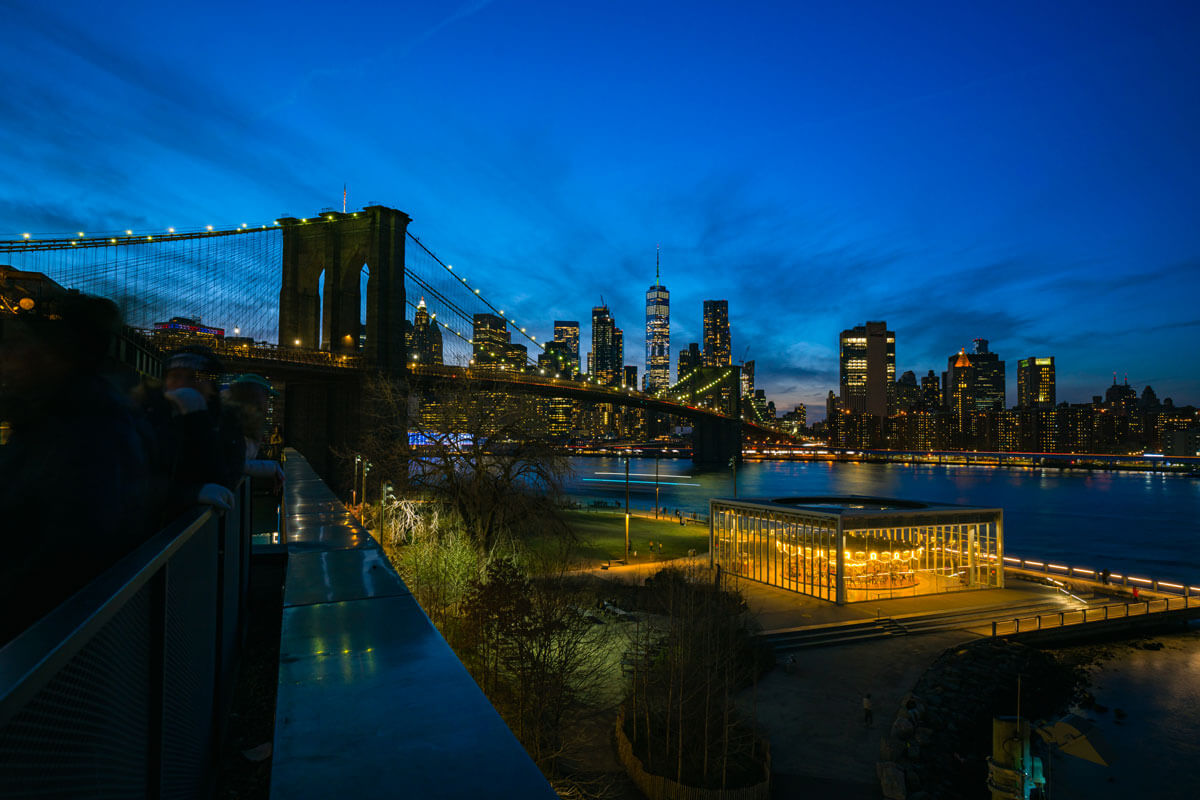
(624, 452, 632, 562)
(353, 454, 361, 506)
(654, 454, 661, 519)
(729, 455, 737, 499)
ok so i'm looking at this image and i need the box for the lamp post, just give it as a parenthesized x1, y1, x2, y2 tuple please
(654, 454, 661, 519)
(353, 454, 361, 506)
(730, 455, 737, 499)
(624, 452, 631, 561)
(363, 461, 372, 511)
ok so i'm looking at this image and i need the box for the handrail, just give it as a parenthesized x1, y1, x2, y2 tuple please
(0, 506, 212, 726)
(0, 481, 253, 797)
(991, 593, 1192, 637)
(998, 554, 1200, 598)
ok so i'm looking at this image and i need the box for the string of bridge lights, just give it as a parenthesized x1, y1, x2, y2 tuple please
(403, 231, 546, 355)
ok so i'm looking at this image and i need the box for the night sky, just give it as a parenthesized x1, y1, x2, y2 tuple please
(4, 0, 1199, 418)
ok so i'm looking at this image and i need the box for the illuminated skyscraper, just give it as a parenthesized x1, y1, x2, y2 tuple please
(409, 297, 443, 365)
(838, 321, 895, 418)
(553, 320, 580, 375)
(644, 248, 670, 392)
(677, 342, 701, 383)
(472, 312, 508, 366)
(702, 300, 731, 366)
(970, 338, 1006, 411)
(1018, 357, 1056, 409)
(591, 305, 617, 385)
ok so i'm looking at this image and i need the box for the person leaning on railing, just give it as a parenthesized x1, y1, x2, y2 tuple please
(134, 345, 245, 524)
(0, 293, 154, 645)
(222, 373, 283, 493)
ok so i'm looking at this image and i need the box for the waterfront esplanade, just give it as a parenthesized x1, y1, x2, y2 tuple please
(709, 497, 1003, 604)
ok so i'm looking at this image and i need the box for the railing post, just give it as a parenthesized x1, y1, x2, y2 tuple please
(1104, 605, 1108, 620)
(1153, 579, 1159, 592)
(1059, 611, 1064, 626)
(992, 620, 997, 637)
(1037, 615, 1042, 630)
(1014, 618, 1019, 633)
(147, 566, 169, 798)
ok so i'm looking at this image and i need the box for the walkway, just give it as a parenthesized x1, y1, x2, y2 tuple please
(269, 450, 555, 799)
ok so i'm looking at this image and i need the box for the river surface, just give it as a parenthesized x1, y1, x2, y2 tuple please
(563, 457, 1200, 586)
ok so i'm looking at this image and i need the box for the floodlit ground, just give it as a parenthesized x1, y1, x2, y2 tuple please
(525, 510, 710, 568)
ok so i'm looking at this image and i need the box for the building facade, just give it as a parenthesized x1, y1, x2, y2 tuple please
(644, 252, 670, 393)
(702, 300, 731, 366)
(1017, 357, 1056, 409)
(553, 320, 580, 376)
(838, 321, 895, 419)
(590, 306, 617, 385)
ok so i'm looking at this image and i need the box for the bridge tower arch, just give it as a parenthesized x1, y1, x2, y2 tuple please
(278, 205, 411, 371)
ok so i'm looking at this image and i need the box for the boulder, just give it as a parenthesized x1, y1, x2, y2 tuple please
(877, 761, 907, 800)
(891, 716, 915, 740)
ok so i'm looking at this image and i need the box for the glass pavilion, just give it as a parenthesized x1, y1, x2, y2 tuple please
(709, 497, 1003, 604)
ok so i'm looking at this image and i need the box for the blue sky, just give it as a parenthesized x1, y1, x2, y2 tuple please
(3, 0, 1199, 418)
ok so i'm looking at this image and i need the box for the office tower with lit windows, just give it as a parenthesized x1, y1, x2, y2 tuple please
(409, 297, 443, 365)
(539, 340, 575, 377)
(677, 342, 701, 383)
(472, 312, 509, 366)
(613, 327, 624, 385)
(702, 300, 731, 366)
(644, 250, 670, 392)
(920, 370, 941, 410)
(740, 360, 755, 398)
(591, 306, 618, 385)
(948, 349, 976, 436)
(624, 365, 638, 389)
(895, 370, 920, 411)
(1018, 357, 1056, 409)
(838, 321, 895, 418)
(970, 338, 1006, 411)
(553, 320, 580, 375)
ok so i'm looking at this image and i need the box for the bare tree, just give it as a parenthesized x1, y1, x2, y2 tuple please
(358, 372, 573, 555)
(624, 565, 769, 790)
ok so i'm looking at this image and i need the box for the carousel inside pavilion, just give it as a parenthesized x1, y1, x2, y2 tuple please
(709, 497, 1004, 604)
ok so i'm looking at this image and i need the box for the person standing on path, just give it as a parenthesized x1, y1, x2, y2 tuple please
(863, 693, 873, 726)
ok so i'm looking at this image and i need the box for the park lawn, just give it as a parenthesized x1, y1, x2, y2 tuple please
(533, 510, 709, 566)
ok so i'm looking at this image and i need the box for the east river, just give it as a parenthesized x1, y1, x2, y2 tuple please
(566, 456, 1200, 796)
(564, 456, 1200, 589)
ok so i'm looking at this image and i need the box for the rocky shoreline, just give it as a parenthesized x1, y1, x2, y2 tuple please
(875, 638, 1082, 800)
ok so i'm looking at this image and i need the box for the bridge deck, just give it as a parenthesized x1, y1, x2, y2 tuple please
(269, 450, 554, 799)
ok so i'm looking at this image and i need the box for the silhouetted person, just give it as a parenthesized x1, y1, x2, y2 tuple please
(223, 373, 283, 492)
(0, 293, 151, 643)
(136, 345, 244, 522)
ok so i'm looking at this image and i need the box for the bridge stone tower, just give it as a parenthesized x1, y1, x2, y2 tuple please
(278, 205, 411, 370)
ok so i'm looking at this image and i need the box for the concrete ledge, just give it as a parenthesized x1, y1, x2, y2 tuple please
(269, 450, 556, 799)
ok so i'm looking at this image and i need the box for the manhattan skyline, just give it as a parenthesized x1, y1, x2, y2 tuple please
(3, 0, 1199, 417)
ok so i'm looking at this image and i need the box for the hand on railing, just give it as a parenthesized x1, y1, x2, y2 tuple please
(198, 483, 235, 513)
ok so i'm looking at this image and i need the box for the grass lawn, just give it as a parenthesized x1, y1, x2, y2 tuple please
(528, 510, 709, 566)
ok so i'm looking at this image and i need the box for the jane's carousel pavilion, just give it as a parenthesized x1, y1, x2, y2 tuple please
(709, 496, 1004, 604)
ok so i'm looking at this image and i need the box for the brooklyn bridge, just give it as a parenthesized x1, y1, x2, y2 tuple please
(1, 205, 794, 478)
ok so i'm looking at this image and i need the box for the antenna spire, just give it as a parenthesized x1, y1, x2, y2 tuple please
(342, 184, 347, 213)
(656, 244, 660, 286)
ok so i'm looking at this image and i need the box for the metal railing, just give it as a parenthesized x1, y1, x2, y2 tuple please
(991, 594, 1193, 637)
(999, 554, 1200, 598)
(0, 482, 253, 798)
